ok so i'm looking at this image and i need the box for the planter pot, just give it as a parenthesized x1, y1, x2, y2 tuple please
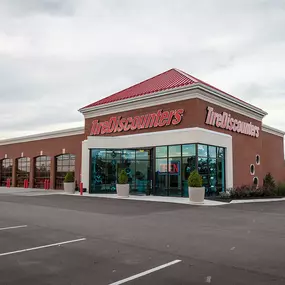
(116, 184, 130, 198)
(188, 187, 205, 203)
(64, 182, 75, 194)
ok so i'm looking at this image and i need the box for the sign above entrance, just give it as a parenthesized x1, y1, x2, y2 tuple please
(90, 109, 184, 136)
(205, 106, 260, 138)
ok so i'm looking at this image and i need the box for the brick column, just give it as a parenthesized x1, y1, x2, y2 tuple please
(12, 158, 17, 187)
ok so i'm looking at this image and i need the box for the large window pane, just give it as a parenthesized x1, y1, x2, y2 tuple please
(136, 149, 150, 160)
(198, 144, 208, 157)
(182, 144, 196, 157)
(90, 148, 153, 195)
(156, 158, 168, 173)
(169, 145, 181, 157)
(156, 146, 167, 158)
(135, 160, 151, 194)
(16, 157, 30, 187)
(217, 158, 225, 192)
(218, 147, 225, 158)
(89, 144, 225, 198)
(122, 149, 135, 160)
(106, 150, 121, 160)
(198, 157, 208, 175)
(0, 159, 13, 186)
(155, 158, 168, 196)
(182, 156, 196, 197)
(209, 146, 217, 158)
(34, 156, 51, 189)
(168, 157, 181, 197)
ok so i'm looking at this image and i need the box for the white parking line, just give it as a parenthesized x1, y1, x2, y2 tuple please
(0, 238, 86, 257)
(0, 225, 27, 231)
(109, 259, 182, 285)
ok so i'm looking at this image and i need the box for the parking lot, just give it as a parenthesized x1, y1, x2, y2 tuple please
(0, 189, 285, 284)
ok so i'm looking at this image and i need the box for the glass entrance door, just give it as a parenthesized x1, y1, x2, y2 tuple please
(134, 149, 152, 195)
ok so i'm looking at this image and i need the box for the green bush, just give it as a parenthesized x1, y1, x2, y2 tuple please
(188, 170, 203, 187)
(219, 191, 231, 199)
(276, 182, 285, 196)
(64, 172, 74, 183)
(228, 183, 279, 199)
(263, 172, 276, 190)
(118, 169, 128, 184)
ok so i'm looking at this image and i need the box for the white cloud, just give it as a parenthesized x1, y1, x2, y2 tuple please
(0, 0, 285, 138)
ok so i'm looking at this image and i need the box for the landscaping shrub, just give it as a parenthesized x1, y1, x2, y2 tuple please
(276, 182, 285, 196)
(64, 172, 74, 183)
(227, 184, 276, 199)
(118, 169, 128, 184)
(188, 170, 203, 187)
(263, 172, 276, 190)
(219, 191, 231, 199)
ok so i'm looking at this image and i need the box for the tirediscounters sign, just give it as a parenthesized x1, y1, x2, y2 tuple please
(205, 106, 260, 138)
(90, 109, 184, 136)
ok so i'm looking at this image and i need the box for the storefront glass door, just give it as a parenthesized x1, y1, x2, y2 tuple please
(154, 144, 226, 197)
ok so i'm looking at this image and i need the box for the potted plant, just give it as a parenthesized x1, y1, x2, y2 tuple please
(188, 170, 205, 203)
(116, 169, 129, 197)
(64, 172, 75, 194)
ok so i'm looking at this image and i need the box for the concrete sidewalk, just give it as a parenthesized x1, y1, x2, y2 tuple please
(1, 187, 285, 206)
(0, 187, 64, 196)
(60, 192, 285, 206)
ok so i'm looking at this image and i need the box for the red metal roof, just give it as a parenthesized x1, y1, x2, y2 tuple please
(81, 68, 265, 113)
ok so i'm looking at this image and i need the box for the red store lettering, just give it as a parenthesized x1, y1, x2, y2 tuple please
(90, 109, 184, 136)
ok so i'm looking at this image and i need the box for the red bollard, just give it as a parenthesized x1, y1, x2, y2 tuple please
(6, 179, 10, 188)
(80, 182, 83, 196)
(47, 180, 50, 190)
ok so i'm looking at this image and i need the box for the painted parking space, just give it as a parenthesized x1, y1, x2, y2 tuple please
(0, 224, 27, 231)
(128, 257, 285, 285)
(0, 224, 85, 254)
(0, 228, 183, 285)
(0, 192, 285, 284)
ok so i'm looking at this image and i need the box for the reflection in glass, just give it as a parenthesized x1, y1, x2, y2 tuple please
(156, 158, 168, 173)
(90, 148, 153, 195)
(209, 146, 217, 158)
(0, 159, 13, 186)
(217, 157, 225, 192)
(90, 144, 226, 198)
(55, 154, 76, 190)
(136, 149, 150, 160)
(156, 146, 167, 158)
(16, 157, 30, 187)
(106, 149, 121, 160)
(168, 157, 181, 196)
(155, 158, 168, 196)
(198, 157, 208, 175)
(169, 145, 181, 157)
(182, 156, 196, 197)
(198, 144, 208, 157)
(218, 147, 224, 158)
(122, 149, 135, 160)
(182, 144, 196, 157)
(34, 156, 51, 189)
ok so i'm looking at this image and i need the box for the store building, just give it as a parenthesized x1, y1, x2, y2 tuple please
(1, 68, 285, 196)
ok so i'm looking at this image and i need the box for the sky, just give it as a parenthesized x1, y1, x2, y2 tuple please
(0, 0, 285, 139)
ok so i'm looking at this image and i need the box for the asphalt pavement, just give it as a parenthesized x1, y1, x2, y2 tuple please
(0, 190, 285, 284)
